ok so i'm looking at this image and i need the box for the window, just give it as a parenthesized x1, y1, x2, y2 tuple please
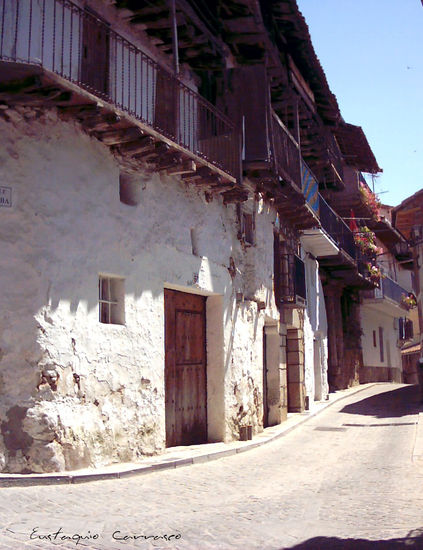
(399, 317, 414, 340)
(373, 330, 377, 347)
(274, 235, 306, 307)
(242, 212, 255, 245)
(99, 276, 125, 325)
(237, 204, 255, 245)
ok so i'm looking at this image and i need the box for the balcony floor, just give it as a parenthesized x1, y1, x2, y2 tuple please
(361, 297, 406, 317)
(0, 61, 245, 202)
(301, 228, 340, 257)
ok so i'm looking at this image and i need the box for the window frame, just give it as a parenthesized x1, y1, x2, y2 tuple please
(99, 275, 125, 325)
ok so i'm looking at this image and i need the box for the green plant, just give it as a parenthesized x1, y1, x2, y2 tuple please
(401, 293, 417, 310)
(359, 182, 381, 221)
(365, 262, 382, 283)
(354, 226, 384, 257)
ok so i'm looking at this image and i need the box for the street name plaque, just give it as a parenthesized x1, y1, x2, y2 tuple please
(0, 187, 12, 207)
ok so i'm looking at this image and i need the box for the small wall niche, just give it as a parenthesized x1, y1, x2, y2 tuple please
(119, 173, 143, 206)
(191, 228, 199, 256)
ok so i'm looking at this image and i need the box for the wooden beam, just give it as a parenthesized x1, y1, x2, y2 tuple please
(119, 135, 156, 155)
(167, 159, 197, 175)
(94, 126, 143, 145)
(175, 0, 228, 58)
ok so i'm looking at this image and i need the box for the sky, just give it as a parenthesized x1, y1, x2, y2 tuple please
(296, 0, 423, 207)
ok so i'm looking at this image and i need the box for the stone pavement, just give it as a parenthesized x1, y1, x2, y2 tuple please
(0, 383, 423, 549)
(0, 383, 378, 487)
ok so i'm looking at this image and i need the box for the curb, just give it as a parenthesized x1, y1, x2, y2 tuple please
(0, 383, 379, 487)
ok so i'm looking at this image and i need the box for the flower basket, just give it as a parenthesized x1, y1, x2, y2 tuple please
(401, 293, 417, 310)
(366, 262, 382, 284)
(354, 226, 383, 258)
(359, 182, 381, 221)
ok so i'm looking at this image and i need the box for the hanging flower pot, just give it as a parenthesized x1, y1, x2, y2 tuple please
(401, 293, 417, 310)
(354, 226, 383, 258)
(366, 262, 382, 283)
(359, 182, 381, 221)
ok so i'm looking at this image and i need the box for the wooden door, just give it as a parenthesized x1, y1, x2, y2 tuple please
(81, 10, 109, 95)
(165, 289, 207, 447)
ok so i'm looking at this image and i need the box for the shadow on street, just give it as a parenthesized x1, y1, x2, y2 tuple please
(340, 384, 422, 419)
(283, 528, 423, 549)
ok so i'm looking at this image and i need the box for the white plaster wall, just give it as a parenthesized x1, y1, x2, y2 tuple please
(360, 306, 401, 370)
(0, 109, 278, 472)
(224, 199, 279, 440)
(396, 267, 413, 294)
(301, 249, 329, 406)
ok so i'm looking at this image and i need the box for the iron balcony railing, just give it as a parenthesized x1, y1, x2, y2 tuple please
(269, 114, 364, 265)
(319, 196, 356, 259)
(0, 0, 239, 177)
(270, 110, 301, 190)
(374, 275, 411, 306)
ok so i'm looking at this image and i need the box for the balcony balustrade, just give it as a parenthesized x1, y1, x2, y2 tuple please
(270, 110, 301, 190)
(362, 273, 412, 315)
(373, 276, 410, 307)
(270, 115, 378, 285)
(0, 0, 239, 179)
(318, 196, 356, 260)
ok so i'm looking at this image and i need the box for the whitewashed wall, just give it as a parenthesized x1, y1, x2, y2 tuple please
(360, 307, 402, 371)
(301, 247, 329, 405)
(0, 109, 278, 473)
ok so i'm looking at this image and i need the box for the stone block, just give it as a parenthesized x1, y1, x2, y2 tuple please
(287, 363, 304, 383)
(287, 351, 304, 366)
(286, 338, 304, 352)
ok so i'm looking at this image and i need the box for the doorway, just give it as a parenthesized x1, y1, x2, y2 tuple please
(81, 9, 110, 95)
(164, 289, 207, 447)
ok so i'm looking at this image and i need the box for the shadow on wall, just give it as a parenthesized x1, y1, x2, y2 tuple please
(340, 384, 422, 419)
(283, 528, 423, 549)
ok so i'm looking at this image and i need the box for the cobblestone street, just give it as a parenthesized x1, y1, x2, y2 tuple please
(1, 383, 423, 549)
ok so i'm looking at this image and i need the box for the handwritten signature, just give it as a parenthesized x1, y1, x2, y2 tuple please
(29, 527, 182, 545)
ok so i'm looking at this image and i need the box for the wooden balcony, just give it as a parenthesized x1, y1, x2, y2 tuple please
(300, 127, 345, 191)
(0, 0, 244, 200)
(244, 109, 319, 230)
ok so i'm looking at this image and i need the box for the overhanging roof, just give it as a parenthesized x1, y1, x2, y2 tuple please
(393, 189, 423, 239)
(333, 123, 381, 173)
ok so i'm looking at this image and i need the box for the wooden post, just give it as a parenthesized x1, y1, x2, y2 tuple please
(169, 0, 179, 75)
